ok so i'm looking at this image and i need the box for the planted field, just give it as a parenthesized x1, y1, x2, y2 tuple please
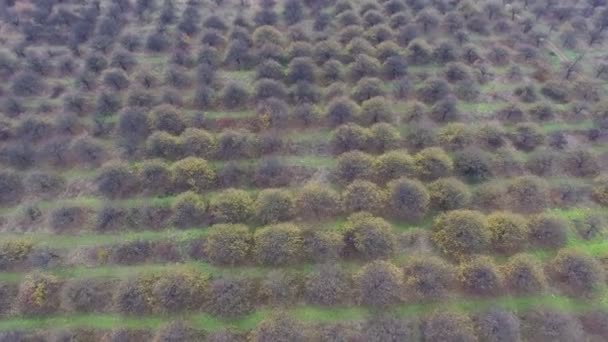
(1, 0, 608, 340)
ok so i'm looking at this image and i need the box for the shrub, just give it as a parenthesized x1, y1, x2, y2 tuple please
(575, 214, 606, 240)
(287, 57, 316, 84)
(356, 260, 403, 307)
(50, 206, 87, 233)
(254, 223, 302, 266)
(334, 151, 375, 184)
(259, 270, 300, 305)
(254, 78, 287, 102)
(549, 249, 604, 297)
(388, 178, 429, 221)
(360, 96, 394, 125)
(149, 105, 185, 135)
(172, 191, 207, 228)
(180, 128, 218, 159)
(210, 189, 253, 224)
(428, 178, 471, 211)
(61, 279, 108, 313)
(172, 157, 215, 193)
(222, 82, 249, 109)
(303, 230, 344, 262)
(375, 151, 414, 182)
(505, 176, 549, 213)
(97, 162, 139, 199)
(153, 321, 203, 342)
(527, 214, 568, 249)
(363, 316, 417, 342)
(254, 189, 295, 225)
(330, 123, 369, 153)
(326, 97, 360, 126)
(458, 256, 503, 296)
(0, 171, 24, 205)
(305, 265, 351, 305)
(344, 212, 396, 260)
(296, 183, 341, 219)
(593, 175, 608, 206)
(256, 59, 283, 81)
(118, 108, 149, 143)
(422, 312, 476, 342)
(502, 254, 547, 294)
(486, 212, 528, 254)
(113, 278, 149, 315)
(417, 78, 450, 104)
(454, 149, 493, 182)
(342, 180, 385, 213)
(521, 309, 584, 342)
(403, 255, 454, 300)
(139, 160, 172, 195)
(352, 77, 385, 103)
(207, 278, 254, 318)
(152, 271, 207, 313)
(146, 132, 182, 160)
(580, 310, 608, 340)
(511, 123, 545, 152)
(473, 309, 521, 342)
(431, 210, 489, 258)
(562, 149, 600, 178)
(251, 314, 308, 342)
(349, 55, 380, 82)
(16, 273, 61, 315)
(414, 147, 453, 181)
(206, 224, 251, 266)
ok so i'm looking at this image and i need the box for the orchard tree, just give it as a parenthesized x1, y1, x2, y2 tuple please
(431, 210, 489, 258)
(387, 178, 429, 221)
(206, 224, 251, 265)
(356, 260, 403, 307)
(254, 223, 303, 266)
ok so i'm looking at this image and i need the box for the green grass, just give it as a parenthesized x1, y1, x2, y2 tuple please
(204, 110, 255, 119)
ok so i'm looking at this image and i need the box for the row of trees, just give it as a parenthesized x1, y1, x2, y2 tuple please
(4, 247, 603, 319)
(3, 305, 607, 342)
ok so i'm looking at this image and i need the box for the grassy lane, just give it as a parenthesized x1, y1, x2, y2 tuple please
(1, 293, 607, 332)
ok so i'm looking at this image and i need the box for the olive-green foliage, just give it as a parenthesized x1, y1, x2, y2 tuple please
(428, 178, 471, 211)
(356, 260, 403, 307)
(172, 191, 207, 228)
(335, 151, 376, 184)
(527, 214, 568, 249)
(296, 183, 341, 219)
(505, 176, 549, 213)
(180, 128, 218, 159)
(254, 223, 303, 266)
(423, 311, 477, 342)
(342, 180, 386, 213)
(501, 254, 547, 294)
(486, 212, 528, 254)
(16, 273, 61, 315)
(387, 178, 429, 221)
(431, 210, 489, 258)
(437, 123, 471, 150)
(171, 157, 216, 193)
(206, 224, 251, 265)
(375, 150, 414, 182)
(592, 175, 608, 206)
(403, 255, 454, 300)
(344, 212, 396, 260)
(360, 96, 394, 125)
(254, 189, 295, 225)
(549, 249, 604, 297)
(210, 189, 254, 224)
(458, 256, 503, 296)
(414, 147, 453, 180)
